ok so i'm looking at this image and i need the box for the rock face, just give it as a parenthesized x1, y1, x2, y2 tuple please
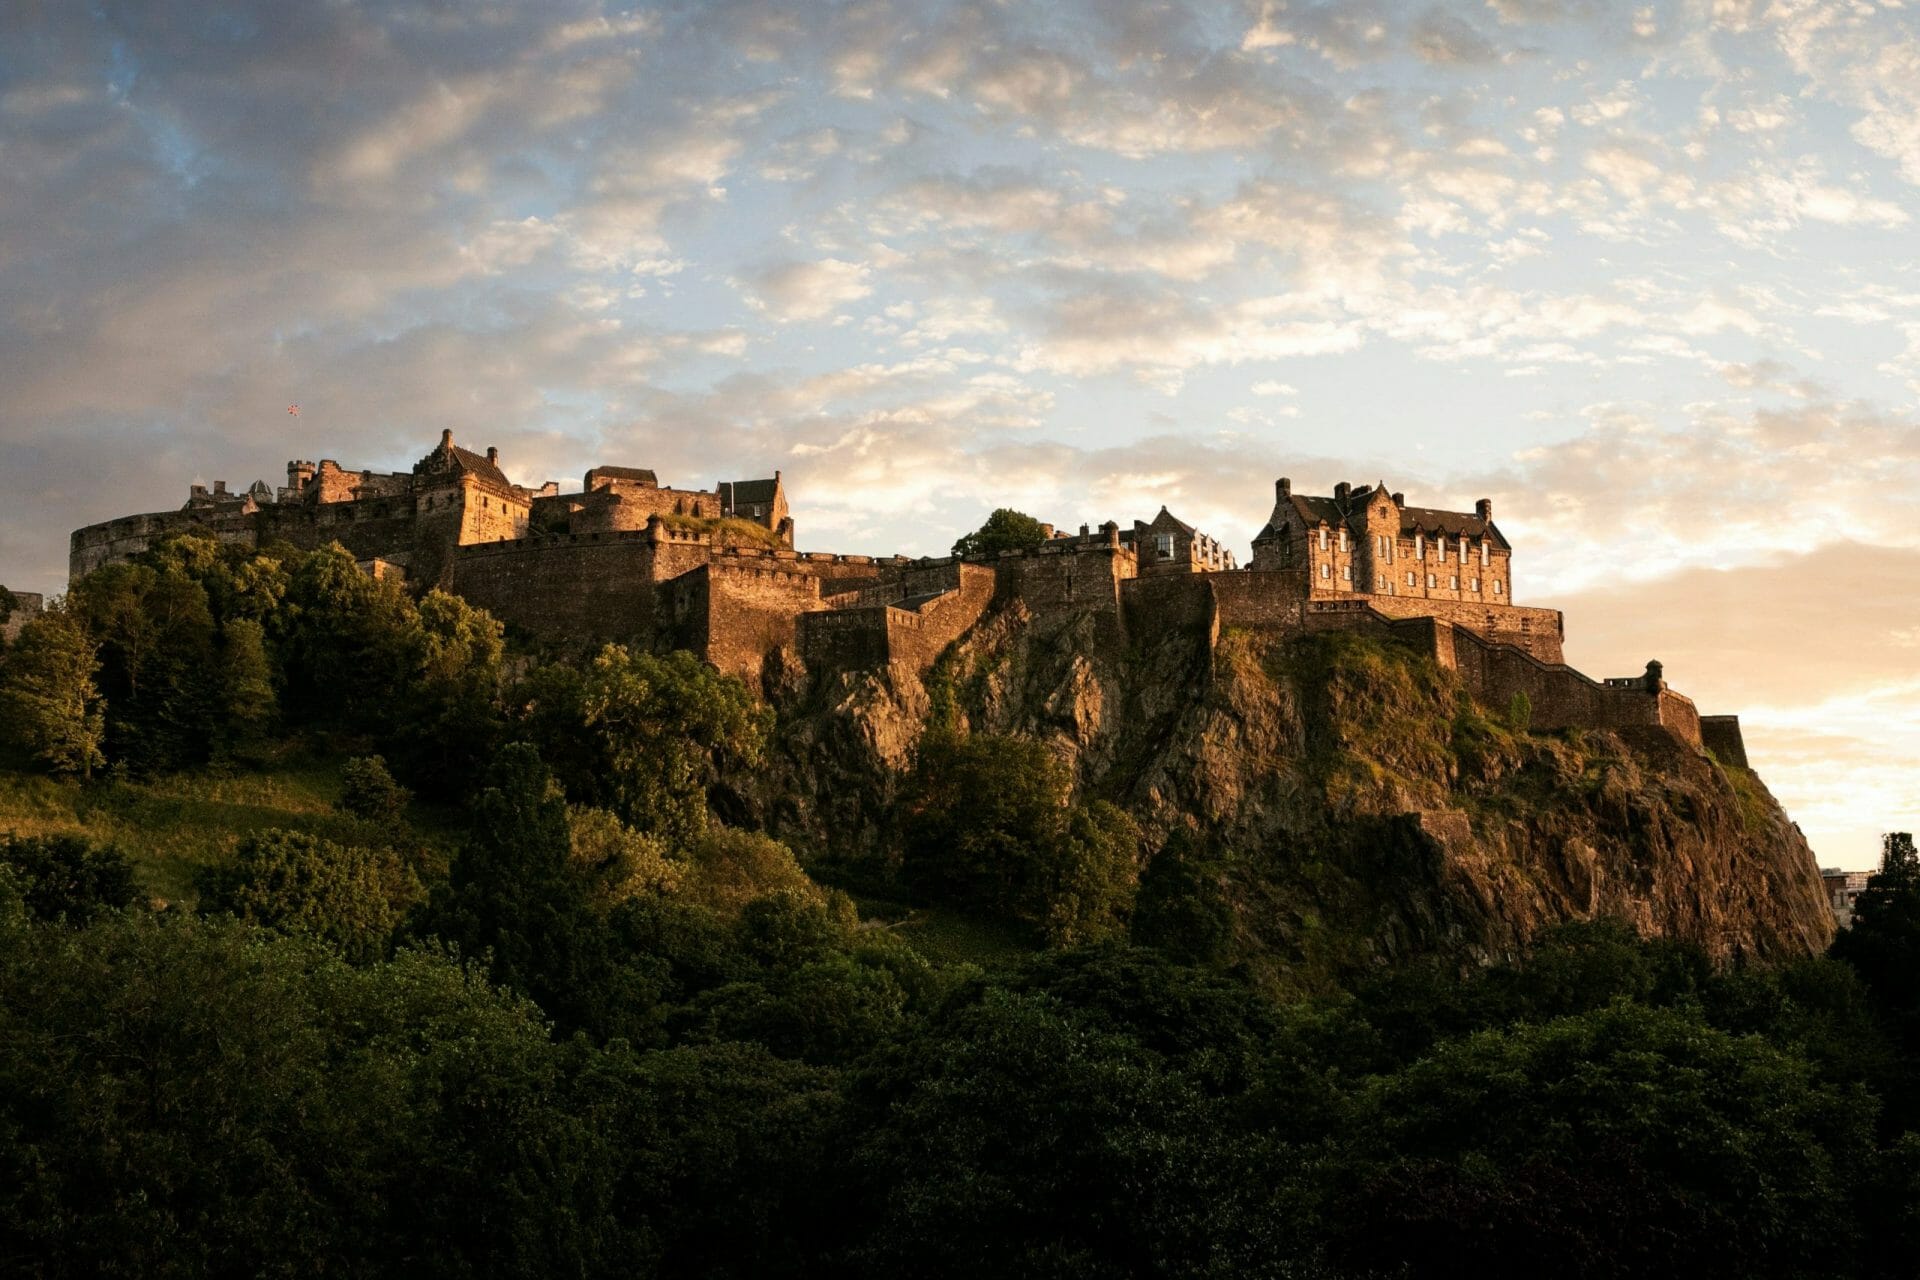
(739, 599, 1834, 986)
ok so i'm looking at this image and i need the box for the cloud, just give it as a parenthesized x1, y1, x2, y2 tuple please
(740, 258, 874, 321)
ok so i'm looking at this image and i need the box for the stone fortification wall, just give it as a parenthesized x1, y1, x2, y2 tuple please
(1, 590, 45, 644)
(681, 561, 829, 687)
(797, 564, 996, 677)
(992, 542, 1137, 614)
(451, 532, 669, 639)
(71, 509, 261, 578)
(1701, 716, 1750, 768)
(1361, 593, 1565, 664)
(1447, 626, 1702, 747)
(1120, 573, 1219, 645)
(1208, 568, 1310, 631)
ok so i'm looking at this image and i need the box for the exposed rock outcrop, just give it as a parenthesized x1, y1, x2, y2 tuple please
(740, 601, 1833, 988)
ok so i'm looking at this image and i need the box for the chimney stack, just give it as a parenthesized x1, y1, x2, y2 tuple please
(1476, 498, 1493, 522)
(487, 446, 499, 465)
(1392, 492, 1404, 506)
(1334, 481, 1351, 504)
(1276, 477, 1291, 500)
(440, 428, 454, 450)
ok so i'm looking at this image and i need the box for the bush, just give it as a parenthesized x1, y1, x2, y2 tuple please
(0, 835, 138, 923)
(339, 754, 411, 822)
(902, 733, 1139, 944)
(199, 829, 422, 963)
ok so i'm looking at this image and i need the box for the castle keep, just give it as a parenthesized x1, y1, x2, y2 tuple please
(67, 435, 1748, 760)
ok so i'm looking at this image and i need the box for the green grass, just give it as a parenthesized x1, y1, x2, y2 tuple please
(660, 513, 784, 549)
(0, 761, 463, 905)
(848, 890, 1036, 968)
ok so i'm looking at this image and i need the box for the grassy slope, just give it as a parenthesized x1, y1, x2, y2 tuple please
(0, 759, 462, 904)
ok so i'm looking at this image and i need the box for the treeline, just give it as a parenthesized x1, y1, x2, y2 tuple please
(7, 830, 1920, 1278)
(5, 537, 1920, 1276)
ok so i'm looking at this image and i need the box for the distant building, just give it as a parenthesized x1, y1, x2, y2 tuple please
(0, 587, 44, 644)
(1820, 868, 1871, 928)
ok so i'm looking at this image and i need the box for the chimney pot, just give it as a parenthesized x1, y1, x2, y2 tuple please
(440, 428, 454, 449)
(1476, 498, 1493, 521)
(487, 446, 499, 464)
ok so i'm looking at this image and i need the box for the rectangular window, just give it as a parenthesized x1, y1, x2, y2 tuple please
(1320, 563, 1331, 579)
(1319, 528, 1328, 550)
(1406, 571, 1416, 586)
(1494, 579, 1503, 595)
(1338, 529, 1348, 552)
(1415, 535, 1424, 560)
(1427, 573, 1436, 589)
(1450, 575, 1459, 589)
(1342, 565, 1352, 581)
(1481, 541, 1489, 566)
(1154, 533, 1174, 559)
(1471, 577, 1480, 592)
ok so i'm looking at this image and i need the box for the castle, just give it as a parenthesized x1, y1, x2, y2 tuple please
(66, 433, 1749, 762)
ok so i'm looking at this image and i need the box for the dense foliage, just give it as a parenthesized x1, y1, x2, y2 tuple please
(950, 507, 1050, 559)
(4, 536, 1919, 1276)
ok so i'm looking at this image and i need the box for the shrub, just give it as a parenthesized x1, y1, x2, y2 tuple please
(339, 754, 411, 822)
(0, 835, 138, 923)
(199, 829, 421, 963)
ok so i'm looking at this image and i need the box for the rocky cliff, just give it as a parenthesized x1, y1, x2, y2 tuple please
(739, 599, 1834, 987)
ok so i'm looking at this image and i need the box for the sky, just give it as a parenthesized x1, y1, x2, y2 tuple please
(2, 0, 1917, 867)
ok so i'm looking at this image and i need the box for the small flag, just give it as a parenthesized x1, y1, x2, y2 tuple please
(287, 404, 300, 416)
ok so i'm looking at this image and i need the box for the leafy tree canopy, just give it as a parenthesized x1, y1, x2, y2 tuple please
(951, 508, 1049, 559)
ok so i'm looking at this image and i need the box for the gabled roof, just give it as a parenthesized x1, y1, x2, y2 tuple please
(1258, 483, 1509, 550)
(1146, 505, 1195, 535)
(587, 465, 659, 487)
(722, 478, 781, 507)
(448, 445, 514, 492)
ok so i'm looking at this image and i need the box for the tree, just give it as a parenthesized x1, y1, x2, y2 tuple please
(339, 754, 411, 823)
(215, 616, 277, 759)
(0, 835, 137, 924)
(1131, 828, 1235, 966)
(1325, 1002, 1873, 1279)
(199, 829, 422, 963)
(0, 608, 106, 779)
(411, 744, 650, 1039)
(1833, 832, 1920, 1050)
(68, 561, 221, 772)
(951, 507, 1049, 559)
(902, 733, 1139, 944)
(554, 646, 769, 844)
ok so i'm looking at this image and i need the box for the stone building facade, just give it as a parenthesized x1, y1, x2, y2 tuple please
(65, 448, 1748, 764)
(68, 431, 792, 589)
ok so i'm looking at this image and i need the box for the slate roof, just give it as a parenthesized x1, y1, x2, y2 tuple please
(1263, 484, 1509, 550)
(722, 478, 781, 509)
(589, 465, 659, 486)
(448, 445, 514, 492)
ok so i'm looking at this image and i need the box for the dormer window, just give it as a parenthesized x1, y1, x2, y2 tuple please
(1338, 529, 1348, 552)
(1318, 527, 1329, 551)
(1415, 534, 1424, 560)
(1481, 541, 1490, 566)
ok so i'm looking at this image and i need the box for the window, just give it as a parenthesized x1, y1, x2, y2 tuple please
(1471, 577, 1480, 592)
(1154, 533, 1174, 559)
(1494, 579, 1503, 595)
(1406, 571, 1416, 586)
(1450, 575, 1459, 589)
(1481, 541, 1489, 566)
(1338, 529, 1348, 552)
(1427, 573, 1436, 588)
(1460, 536, 1469, 562)
(1320, 563, 1331, 578)
(1377, 574, 1387, 589)
(1318, 528, 1328, 550)
(1342, 565, 1352, 581)
(1415, 534, 1424, 560)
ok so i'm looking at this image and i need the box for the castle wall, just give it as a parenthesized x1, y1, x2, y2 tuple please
(1121, 573, 1219, 645)
(882, 564, 996, 674)
(451, 533, 667, 639)
(994, 543, 1137, 613)
(685, 562, 827, 688)
(1360, 594, 1564, 664)
(1701, 715, 1750, 769)
(1447, 626, 1702, 748)
(1, 590, 45, 644)
(1208, 568, 1310, 631)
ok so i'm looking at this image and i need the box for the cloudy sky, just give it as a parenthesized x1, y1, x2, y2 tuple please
(3, 0, 1916, 864)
